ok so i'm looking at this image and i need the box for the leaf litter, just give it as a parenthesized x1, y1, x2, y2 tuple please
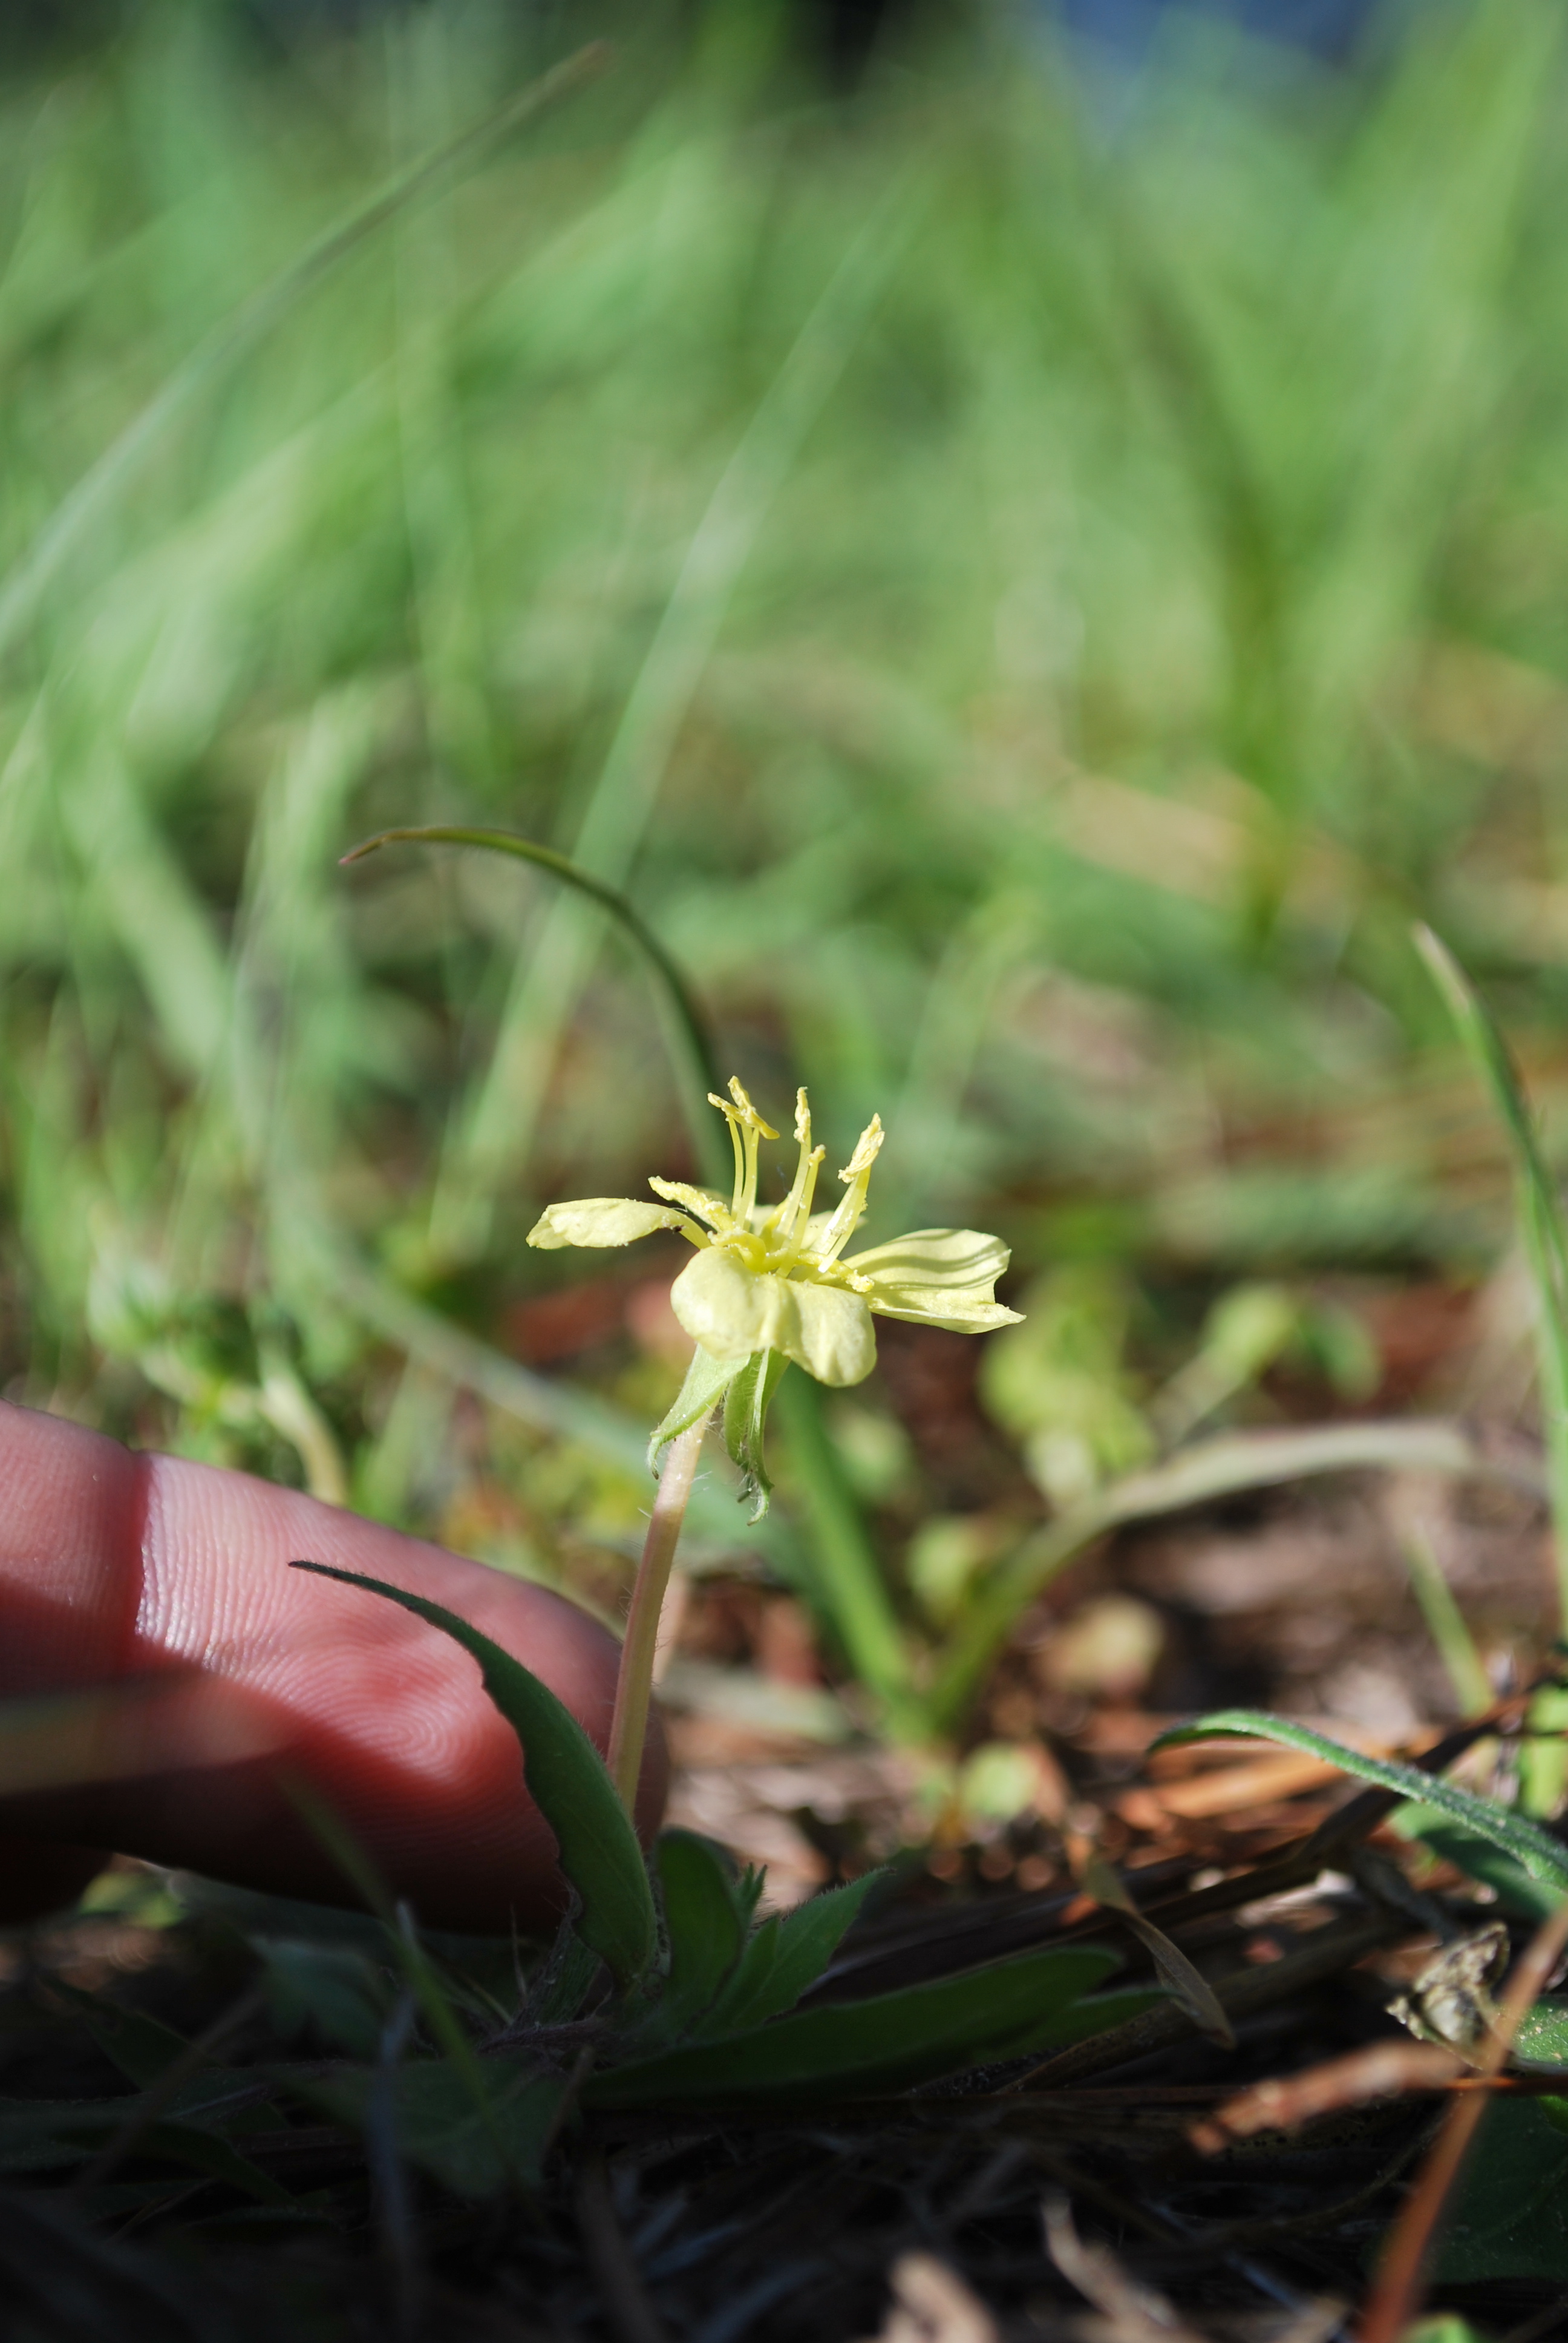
(4, 1414, 1568, 2341)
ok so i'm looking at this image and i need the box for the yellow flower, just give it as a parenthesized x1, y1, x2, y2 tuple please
(528, 1078, 1021, 1387)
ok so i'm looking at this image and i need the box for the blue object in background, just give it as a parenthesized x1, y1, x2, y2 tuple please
(1054, 0, 1382, 66)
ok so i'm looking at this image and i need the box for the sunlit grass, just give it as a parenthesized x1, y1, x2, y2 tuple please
(1, 0, 1565, 1589)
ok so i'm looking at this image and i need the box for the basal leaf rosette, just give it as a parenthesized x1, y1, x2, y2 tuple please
(528, 1080, 1021, 1513)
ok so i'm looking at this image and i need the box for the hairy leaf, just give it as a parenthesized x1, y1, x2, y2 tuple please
(1433, 2100, 1568, 2282)
(702, 1870, 884, 2037)
(589, 1944, 1149, 2106)
(290, 1563, 656, 1985)
(1151, 1709, 1568, 1900)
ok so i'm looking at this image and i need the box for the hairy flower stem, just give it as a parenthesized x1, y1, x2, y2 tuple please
(608, 1411, 711, 1814)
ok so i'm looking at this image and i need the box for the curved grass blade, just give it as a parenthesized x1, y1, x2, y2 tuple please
(930, 1417, 1540, 1734)
(1151, 1709, 1568, 1901)
(1080, 1851, 1233, 2048)
(1417, 925, 1568, 1634)
(290, 1562, 656, 1985)
(342, 825, 725, 1185)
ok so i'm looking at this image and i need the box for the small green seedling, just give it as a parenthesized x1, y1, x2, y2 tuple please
(286, 1565, 1154, 2174)
(287, 1101, 1153, 2166)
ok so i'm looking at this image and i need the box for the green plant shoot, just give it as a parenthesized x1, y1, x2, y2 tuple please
(1417, 926, 1568, 1624)
(1416, 924, 1568, 1810)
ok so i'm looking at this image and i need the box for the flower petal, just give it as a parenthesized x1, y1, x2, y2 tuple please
(789, 1278, 878, 1385)
(843, 1228, 1023, 1334)
(528, 1198, 694, 1250)
(670, 1249, 876, 1386)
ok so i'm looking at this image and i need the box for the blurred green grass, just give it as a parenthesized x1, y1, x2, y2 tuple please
(2, 0, 1566, 1586)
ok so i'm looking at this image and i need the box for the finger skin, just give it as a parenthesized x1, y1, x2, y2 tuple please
(0, 1401, 664, 1933)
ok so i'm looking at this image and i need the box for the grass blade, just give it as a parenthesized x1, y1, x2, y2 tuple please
(773, 1373, 915, 1728)
(1400, 1524, 1493, 1719)
(1416, 923, 1568, 1630)
(0, 46, 610, 663)
(1151, 1708, 1568, 1901)
(342, 825, 726, 1186)
(929, 1417, 1536, 1734)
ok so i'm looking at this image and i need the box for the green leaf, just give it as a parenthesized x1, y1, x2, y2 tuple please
(521, 1920, 603, 2030)
(1432, 2099, 1568, 2283)
(1521, 1680, 1568, 1818)
(257, 1938, 393, 2058)
(1514, 1996, 1568, 2072)
(295, 2054, 570, 2195)
(653, 1832, 750, 2031)
(1390, 1806, 1565, 1924)
(589, 1944, 1149, 2106)
(290, 1563, 656, 1987)
(722, 1347, 791, 1522)
(0, 2100, 293, 2204)
(128, 2121, 298, 2208)
(702, 1870, 884, 2036)
(648, 1344, 741, 1480)
(1151, 1709, 1568, 1901)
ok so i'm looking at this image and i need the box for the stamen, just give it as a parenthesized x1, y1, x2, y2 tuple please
(717, 1077, 778, 1222)
(725, 1077, 780, 1142)
(813, 1115, 884, 1267)
(708, 1092, 748, 1219)
(768, 1087, 825, 1253)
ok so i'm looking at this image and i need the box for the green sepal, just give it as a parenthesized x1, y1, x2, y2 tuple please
(648, 1345, 742, 1481)
(290, 1563, 657, 1987)
(722, 1347, 791, 1522)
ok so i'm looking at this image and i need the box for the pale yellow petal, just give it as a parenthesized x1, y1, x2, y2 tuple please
(844, 1228, 1022, 1334)
(669, 1247, 774, 1359)
(670, 1249, 876, 1385)
(790, 1277, 877, 1384)
(528, 1198, 693, 1250)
